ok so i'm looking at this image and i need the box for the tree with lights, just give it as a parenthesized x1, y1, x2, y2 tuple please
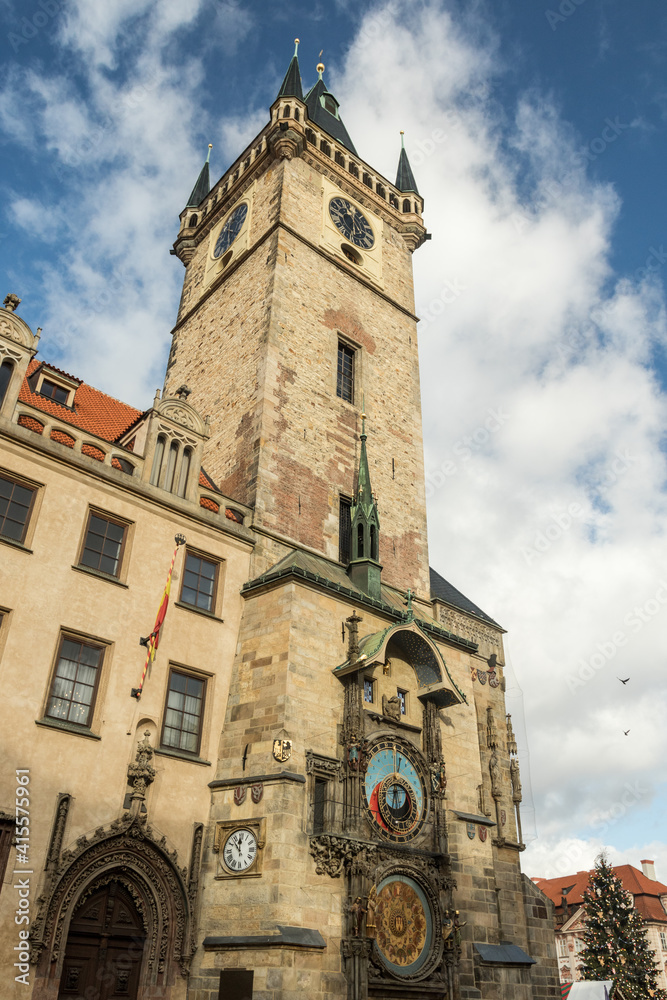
(578, 853, 667, 999)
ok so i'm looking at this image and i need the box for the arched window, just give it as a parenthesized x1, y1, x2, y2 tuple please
(322, 94, 338, 117)
(362, 172, 372, 188)
(305, 128, 316, 145)
(357, 523, 365, 558)
(177, 447, 191, 498)
(150, 435, 166, 486)
(370, 524, 378, 561)
(376, 183, 385, 199)
(282, 106, 290, 118)
(0, 360, 13, 409)
(165, 440, 179, 493)
(188, 214, 198, 228)
(294, 107, 300, 122)
(403, 199, 412, 213)
(349, 163, 359, 179)
(320, 140, 331, 157)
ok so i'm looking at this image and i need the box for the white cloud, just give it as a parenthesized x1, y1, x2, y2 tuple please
(1, 0, 665, 883)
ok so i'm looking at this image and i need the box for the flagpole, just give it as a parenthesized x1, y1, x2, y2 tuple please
(131, 534, 186, 700)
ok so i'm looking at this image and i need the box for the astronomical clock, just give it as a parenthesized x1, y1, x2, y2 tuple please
(309, 613, 463, 999)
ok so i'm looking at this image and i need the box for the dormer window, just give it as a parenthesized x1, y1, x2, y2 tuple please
(321, 94, 339, 118)
(32, 368, 78, 407)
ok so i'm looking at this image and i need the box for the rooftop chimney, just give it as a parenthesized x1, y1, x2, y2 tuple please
(641, 859, 656, 881)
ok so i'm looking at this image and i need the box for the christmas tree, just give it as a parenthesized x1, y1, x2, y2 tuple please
(578, 853, 667, 999)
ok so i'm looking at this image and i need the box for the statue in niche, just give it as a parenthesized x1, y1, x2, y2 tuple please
(489, 749, 501, 800)
(382, 694, 401, 721)
(366, 886, 377, 939)
(349, 896, 367, 937)
(510, 757, 522, 802)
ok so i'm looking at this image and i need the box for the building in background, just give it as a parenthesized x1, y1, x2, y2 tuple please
(534, 860, 667, 990)
(0, 43, 559, 1000)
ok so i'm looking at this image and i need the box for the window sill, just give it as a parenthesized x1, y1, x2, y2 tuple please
(174, 600, 223, 622)
(0, 535, 32, 553)
(154, 746, 211, 766)
(72, 564, 128, 588)
(35, 717, 101, 740)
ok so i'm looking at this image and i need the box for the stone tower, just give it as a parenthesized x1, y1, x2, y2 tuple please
(170, 44, 559, 1000)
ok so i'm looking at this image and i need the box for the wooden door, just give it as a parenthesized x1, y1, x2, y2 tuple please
(58, 881, 146, 1000)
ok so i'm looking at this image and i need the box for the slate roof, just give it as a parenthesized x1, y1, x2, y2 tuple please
(186, 158, 211, 209)
(19, 359, 143, 442)
(277, 53, 303, 101)
(535, 865, 667, 925)
(304, 78, 357, 155)
(429, 566, 500, 627)
(396, 146, 420, 195)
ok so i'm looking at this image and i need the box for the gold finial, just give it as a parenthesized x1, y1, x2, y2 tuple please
(206, 143, 212, 163)
(294, 38, 300, 56)
(400, 130, 405, 149)
(317, 62, 325, 77)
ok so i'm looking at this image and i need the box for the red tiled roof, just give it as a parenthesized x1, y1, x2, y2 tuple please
(19, 359, 143, 443)
(535, 865, 667, 925)
(199, 467, 220, 492)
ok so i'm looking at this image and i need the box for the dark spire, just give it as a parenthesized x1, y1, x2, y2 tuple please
(347, 401, 382, 599)
(395, 131, 420, 195)
(304, 61, 357, 155)
(277, 38, 304, 101)
(186, 145, 212, 208)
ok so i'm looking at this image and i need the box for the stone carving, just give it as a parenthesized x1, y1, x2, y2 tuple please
(157, 397, 207, 437)
(442, 909, 455, 950)
(251, 783, 263, 804)
(506, 713, 517, 755)
(345, 737, 369, 774)
(269, 126, 304, 162)
(309, 835, 377, 879)
(126, 732, 156, 815)
(436, 605, 502, 647)
(46, 794, 71, 871)
(510, 757, 522, 803)
(349, 895, 367, 936)
(486, 707, 498, 749)
(0, 311, 39, 350)
(30, 815, 193, 978)
(382, 694, 401, 722)
(233, 786, 246, 806)
(366, 885, 377, 939)
(345, 612, 362, 662)
(3, 293, 21, 312)
(306, 750, 342, 778)
(489, 749, 501, 800)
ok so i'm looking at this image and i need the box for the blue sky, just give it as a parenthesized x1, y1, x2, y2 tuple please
(2, 0, 666, 880)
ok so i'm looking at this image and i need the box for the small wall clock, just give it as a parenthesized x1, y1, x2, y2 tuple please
(213, 818, 265, 879)
(222, 828, 257, 873)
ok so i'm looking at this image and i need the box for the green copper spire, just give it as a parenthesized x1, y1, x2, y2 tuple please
(347, 400, 382, 599)
(186, 144, 212, 208)
(396, 131, 420, 196)
(276, 38, 304, 101)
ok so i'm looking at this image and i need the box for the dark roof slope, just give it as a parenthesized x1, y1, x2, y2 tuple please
(396, 146, 420, 195)
(277, 53, 303, 100)
(429, 566, 500, 627)
(304, 78, 357, 154)
(186, 158, 210, 209)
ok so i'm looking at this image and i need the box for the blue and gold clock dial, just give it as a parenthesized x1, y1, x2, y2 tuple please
(329, 197, 375, 249)
(213, 203, 248, 258)
(363, 738, 426, 842)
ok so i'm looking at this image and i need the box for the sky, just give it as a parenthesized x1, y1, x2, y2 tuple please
(1, 0, 666, 884)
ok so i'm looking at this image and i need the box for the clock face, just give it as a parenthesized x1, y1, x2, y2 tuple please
(213, 203, 248, 258)
(373, 875, 434, 976)
(329, 197, 375, 249)
(222, 828, 257, 873)
(363, 738, 426, 843)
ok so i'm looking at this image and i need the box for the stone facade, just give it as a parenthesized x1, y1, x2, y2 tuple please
(0, 50, 559, 1000)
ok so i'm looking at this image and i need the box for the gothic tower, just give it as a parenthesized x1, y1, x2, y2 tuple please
(169, 44, 558, 1000)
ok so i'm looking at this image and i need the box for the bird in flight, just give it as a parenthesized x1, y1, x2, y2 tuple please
(618, 677, 630, 685)
(623, 729, 630, 736)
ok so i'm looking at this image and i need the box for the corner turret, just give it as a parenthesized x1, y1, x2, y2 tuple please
(347, 403, 382, 599)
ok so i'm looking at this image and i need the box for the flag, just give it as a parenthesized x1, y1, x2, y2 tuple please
(132, 535, 186, 699)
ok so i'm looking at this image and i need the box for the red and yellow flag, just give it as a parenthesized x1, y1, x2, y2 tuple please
(132, 535, 186, 699)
